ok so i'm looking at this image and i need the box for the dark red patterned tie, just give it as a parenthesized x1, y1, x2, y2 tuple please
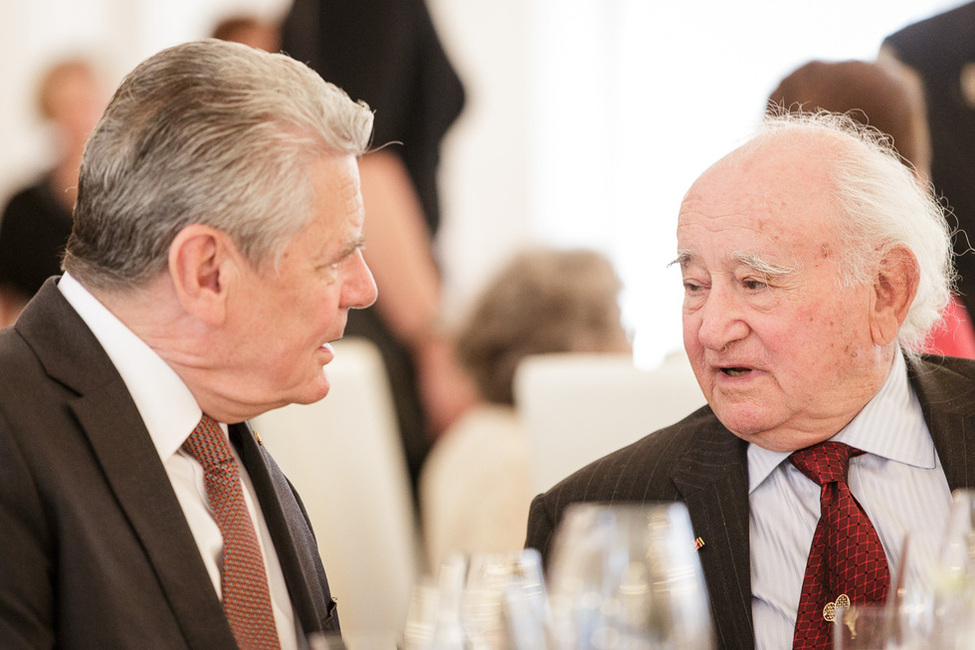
(788, 441, 889, 649)
(183, 415, 281, 649)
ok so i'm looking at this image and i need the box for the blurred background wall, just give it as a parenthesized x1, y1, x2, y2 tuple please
(0, 0, 963, 367)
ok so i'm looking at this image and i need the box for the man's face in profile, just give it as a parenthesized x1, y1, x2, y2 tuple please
(214, 155, 378, 415)
(676, 137, 888, 452)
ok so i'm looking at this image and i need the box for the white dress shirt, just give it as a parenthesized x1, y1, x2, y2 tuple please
(59, 273, 299, 650)
(748, 350, 953, 649)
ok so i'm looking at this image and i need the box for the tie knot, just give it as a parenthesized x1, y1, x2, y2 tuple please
(789, 441, 863, 486)
(182, 414, 234, 470)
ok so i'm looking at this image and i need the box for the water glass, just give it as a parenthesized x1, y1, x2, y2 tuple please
(545, 502, 714, 649)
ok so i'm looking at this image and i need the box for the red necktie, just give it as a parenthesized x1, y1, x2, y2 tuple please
(183, 415, 281, 649)
(789, 441, 889, 649)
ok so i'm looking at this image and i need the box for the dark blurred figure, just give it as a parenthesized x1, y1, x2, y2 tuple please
(0, 57, 106, 326)
(768, 59, 975, 359)
(211, 14, 281, 52)
(282, 0, 478, 496)
(881, 3, 975, 319)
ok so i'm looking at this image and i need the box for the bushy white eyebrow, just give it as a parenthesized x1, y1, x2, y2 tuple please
(338, 234, 366, 260)
(669, 250, 692, 268)
(731, 251, 800, 278)
(669, 249, 799, 278)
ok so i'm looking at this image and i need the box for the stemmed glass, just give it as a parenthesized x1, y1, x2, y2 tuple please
(931, 489, 975, 647)
(462, 549, 551, 649)
(544, 502, 715, 650)
(402, 550, 552, 650)
(835, 489, 975, 649)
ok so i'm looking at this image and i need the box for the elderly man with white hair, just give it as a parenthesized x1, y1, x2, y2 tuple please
(527, 112, 975, 650)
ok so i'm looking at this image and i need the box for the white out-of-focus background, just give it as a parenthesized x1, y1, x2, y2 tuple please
(0, 0, 963, 368)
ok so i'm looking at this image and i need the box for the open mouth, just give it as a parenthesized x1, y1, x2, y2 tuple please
(721, 367, 751, 377)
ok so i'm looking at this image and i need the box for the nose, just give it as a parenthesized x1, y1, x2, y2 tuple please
(693, 283, 749, 352)
(343, 249, 378, 310)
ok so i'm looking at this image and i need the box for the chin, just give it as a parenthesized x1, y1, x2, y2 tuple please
(721, 411, 830, 452)
(714, 406, 783, 446)
(732, 430, 797, 452)
(281, 371, 332, 406)
(299, 382, 331, 405)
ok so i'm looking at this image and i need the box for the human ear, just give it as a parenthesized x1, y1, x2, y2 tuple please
(167, 224, 236, 326)
(870, 245, 920, 346)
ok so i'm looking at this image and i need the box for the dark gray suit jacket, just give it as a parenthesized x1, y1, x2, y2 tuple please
(525, 354, 975, 650)
(0, 280, 340, 649)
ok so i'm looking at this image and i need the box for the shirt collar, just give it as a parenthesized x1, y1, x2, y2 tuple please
(748, 350, 936, 493)
(58, 273, 203, 461)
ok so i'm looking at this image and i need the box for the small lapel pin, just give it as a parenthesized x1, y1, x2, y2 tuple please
(254, 430, 264, 446)
(694, 536, 705, 550)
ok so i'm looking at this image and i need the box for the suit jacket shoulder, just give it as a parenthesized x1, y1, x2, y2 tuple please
(525, 353, 975, 556)
(0, 281, 337, 648)
(525, 405, 754, 650)
(0, 282, 242, 648)
(910, 354, 975, 490)
(525, 352, 975, 650)
(525, 405, 745, 556)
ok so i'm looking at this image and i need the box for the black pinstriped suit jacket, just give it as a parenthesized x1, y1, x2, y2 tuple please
(525, 354, 975, 650)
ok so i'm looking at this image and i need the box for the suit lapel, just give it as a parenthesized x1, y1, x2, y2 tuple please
(672, 420, 755, 650)
(18, 282, 238, 648)
(910, 356, 975, 490)
(231, 422, 339, 635)
(71, 392, 236, 648)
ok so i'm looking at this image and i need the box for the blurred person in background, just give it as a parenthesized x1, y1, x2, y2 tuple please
(282, 0, 479, 498)
(0, 57, 106, 327)
(0, 39, 378, 648)
(211, 13, 281, 52)
(881, 2, 975, 321)
(420, 247, 631, 570)
(767, 58, 975, 358)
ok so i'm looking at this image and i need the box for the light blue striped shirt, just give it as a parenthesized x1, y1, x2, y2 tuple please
(748, 351, 953, 650)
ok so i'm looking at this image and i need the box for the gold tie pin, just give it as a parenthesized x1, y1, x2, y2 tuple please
(822, 593, 850, 622)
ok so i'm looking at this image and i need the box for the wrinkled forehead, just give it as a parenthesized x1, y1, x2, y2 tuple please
(678, 136, 845, 245)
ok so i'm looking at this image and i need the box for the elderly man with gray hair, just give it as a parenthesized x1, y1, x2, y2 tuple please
(526, 112, 975, 649)
(0, 39, 378, 649)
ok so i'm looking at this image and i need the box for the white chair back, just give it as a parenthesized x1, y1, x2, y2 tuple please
(252, 337, 421, 644)
(514, 351, 708, 494)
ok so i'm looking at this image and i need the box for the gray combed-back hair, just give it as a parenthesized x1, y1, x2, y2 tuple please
(741, 111, 954, 355)
(63, 38, 374, 289)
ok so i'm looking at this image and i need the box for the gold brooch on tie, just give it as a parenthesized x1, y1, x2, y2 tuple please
(823, 593, 850, 622)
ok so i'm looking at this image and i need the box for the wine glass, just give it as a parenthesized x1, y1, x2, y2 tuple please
(461, 549, 551, 649)
(545, 502, 715, 650)
(403, 575, 444, 650)
(404, 550, 552, 650)
(402, 554, 470, 650)
(932, 489, 975, 647)
(855, 489, 975, 649)
(939, 489, 975, 595)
